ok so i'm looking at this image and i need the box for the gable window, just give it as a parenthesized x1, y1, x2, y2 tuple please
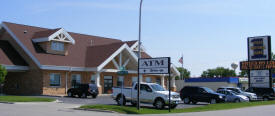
(51, 41, 64, 51)
(71, 74, 81, 88)
(50, 73, 61, 86)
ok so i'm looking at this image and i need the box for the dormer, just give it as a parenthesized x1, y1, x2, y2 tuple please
(32, 28, 75, 55)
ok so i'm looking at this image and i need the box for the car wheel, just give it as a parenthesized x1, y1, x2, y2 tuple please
(234, 99, 240, 103)
(116, 95, 126, 106)
(67, 91, 73, 97)
(183, 98, 190, 104)
(92, 95, 97, 98)
(192, 101, 197, 104)
(263, 97, 269, 101)
(81, 93, 87, 98)
(210, 99, 217, 104)
(170, 104, 177, 109)
(154, 99, 165, 109)
(131, 101, 137, 106)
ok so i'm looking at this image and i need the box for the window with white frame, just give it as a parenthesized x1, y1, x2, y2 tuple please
(50, 73, 61, 86)
(156, 78, 161, 85)
(146, 77, 152, 83)
(71, 74, 81, 88)
(132, 77, 138, 86)
(117, 76, 124, 87)
(51, 41, 64, 51)
(91, 75, 96, 84)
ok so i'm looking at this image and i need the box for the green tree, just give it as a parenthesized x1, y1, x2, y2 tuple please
(201, 67, 236, 78)
(175, 67, 190, 80)
(0, 65, 7, 94)
(238, 70, 248, 77)
(0, 65, 7, 84)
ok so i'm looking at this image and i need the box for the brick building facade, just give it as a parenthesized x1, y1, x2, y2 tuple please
(0, 22, 179, 96)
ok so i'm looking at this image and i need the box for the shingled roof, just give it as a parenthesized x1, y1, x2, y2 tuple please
(1, 22, 140, 69)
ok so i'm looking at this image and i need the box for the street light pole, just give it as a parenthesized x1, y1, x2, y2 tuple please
(137, 0, 143, 110)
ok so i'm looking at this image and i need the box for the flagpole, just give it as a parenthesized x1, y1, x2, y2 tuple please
(181, 54, 184, 80)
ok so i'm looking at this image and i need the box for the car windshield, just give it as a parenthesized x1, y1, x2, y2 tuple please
(151, 84, 166, 91)
(228, 88, 241, 93)
(229, 91, 239, 95)
(203, 87, 215, 93)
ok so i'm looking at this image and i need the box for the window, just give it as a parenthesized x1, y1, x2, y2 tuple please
(132, 77, 138, 86)
(91, 75, 96, 84)
(71, 74, 81, 88)
(145, 77, 152, 83)
(117, 76, 124, 87)
(156, 78, 161, 85)
(51, 41, 64, 51)
(50, 73, 61, 86)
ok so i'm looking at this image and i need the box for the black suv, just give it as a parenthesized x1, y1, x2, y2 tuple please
(67, 84, 98, 98)
(180, 86, 226, 104)
(246, 87, 275, 100)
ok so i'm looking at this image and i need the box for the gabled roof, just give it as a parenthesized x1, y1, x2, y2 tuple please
(0, 40, 28, 66)
(1, 22, 141, 71)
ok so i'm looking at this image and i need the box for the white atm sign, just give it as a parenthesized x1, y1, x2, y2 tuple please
(139, 57, 170, 74)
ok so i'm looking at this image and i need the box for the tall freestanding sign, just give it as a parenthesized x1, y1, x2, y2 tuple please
(138, 57, 171, 112)
(240, 36, 272, 88)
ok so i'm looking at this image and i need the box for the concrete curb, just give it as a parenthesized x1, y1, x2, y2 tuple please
(0, 101, 14, 104)
(74, 108, 118, 114)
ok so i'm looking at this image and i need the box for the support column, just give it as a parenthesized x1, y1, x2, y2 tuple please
(171, 75, 176, 91)
(139, 75, 143, 82)
(161, 75, 165, 88)
(95, 72, 102, 94)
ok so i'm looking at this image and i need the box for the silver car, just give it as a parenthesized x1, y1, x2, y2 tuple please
(218, 87, 257, 101)
(217, 89, 249, 102)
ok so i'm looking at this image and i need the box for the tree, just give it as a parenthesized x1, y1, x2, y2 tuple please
(0, 65, 7, 84)
(175, 67, 190, 80)
(238, 70, 248, 77)
(201, 67, 236, 78)
(0, 65, 7, 94)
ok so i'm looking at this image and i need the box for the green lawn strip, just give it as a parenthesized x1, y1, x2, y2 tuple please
(80, 101, 275, 114)
(0, 96, 55, 102)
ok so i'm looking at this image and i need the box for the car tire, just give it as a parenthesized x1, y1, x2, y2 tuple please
(67, 91, 73, 97)
(263, 97, 269, 101)
(81, 93, 87, 98)
(210, 99, 217, 104)
(154, 98, 165, 109)
(192, 101, 197, 104)
(116, 95, 126, 106)
(92, 95, 97, 98)
(131, 101, 137, 106)
(234, 99, 240, 103)
(170, 104, 178, 109)
(183, 98, 190, 104)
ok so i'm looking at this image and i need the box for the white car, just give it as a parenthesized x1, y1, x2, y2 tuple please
(218, 87, 257, 101)
(112, 82, 181, 109)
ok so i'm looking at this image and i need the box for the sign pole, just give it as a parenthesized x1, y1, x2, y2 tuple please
(168, 57, 171, 112)
(137, 0, 143, 110)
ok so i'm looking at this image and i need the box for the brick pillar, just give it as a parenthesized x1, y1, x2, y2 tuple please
(161, 75, 165, 88)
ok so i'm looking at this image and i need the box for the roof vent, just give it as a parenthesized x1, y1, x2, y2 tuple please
(23, 30, 27, 34)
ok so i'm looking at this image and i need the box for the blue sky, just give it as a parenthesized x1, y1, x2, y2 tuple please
(1, 0, 275, 76)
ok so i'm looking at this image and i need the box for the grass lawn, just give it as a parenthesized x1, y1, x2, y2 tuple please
(0, 96, 55, 102)
(80, 100, 275, 114)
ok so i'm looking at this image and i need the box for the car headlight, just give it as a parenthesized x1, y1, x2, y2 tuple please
(219, 96, 223, 99)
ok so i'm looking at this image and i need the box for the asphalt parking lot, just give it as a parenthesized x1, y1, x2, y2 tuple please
(38, 95, 207, 109)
